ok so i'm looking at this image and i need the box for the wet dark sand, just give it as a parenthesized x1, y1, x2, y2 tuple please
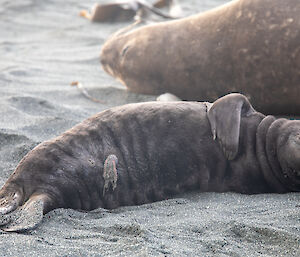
(0, 0, 299, 256)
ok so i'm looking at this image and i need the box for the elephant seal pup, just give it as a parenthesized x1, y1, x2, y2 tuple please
(0, 93, 300, 232)
(100, 0, 300, 115)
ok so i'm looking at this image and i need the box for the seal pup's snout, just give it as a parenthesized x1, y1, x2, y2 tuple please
(288, 132, 300, 171)
(283, 130, 300, 169)
(276, 121, 300, 188)
(100, 45, 115, 76)
(100, 40, 122, 77)
(100, 35, 133, 82)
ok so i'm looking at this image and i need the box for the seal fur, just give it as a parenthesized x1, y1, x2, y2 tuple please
(100, 0, 300, 115)
(0, 93, 300, 231)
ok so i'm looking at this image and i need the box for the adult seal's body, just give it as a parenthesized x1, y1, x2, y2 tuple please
(100, 0, 300, 115)
(0, 93, 300, 232)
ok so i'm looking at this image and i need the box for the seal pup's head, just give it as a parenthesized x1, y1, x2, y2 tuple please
(100, 20, 178, 94)
(269, 119, 300, 191)
(207, 93, 300, 192)
(100, 24, 142, 86)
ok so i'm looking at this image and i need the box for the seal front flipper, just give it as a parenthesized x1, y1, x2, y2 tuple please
(103, 154, 119, 196)
(207, 93, 256, 160)
(1, 193, 52, 232)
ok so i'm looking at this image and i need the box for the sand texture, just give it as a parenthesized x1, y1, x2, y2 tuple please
(0, 0, 299, 256)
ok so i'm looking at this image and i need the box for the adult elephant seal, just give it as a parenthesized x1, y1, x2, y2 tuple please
(100, 0, 300, 115)
(0, 93, 300, 232)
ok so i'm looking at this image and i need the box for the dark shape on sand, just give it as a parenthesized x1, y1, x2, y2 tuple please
(100, 0, 300, 115)
(0, 93, 300, 232)
(80, 0, 181, 23)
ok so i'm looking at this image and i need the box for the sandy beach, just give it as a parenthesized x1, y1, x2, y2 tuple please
(0, 0, 299, 256)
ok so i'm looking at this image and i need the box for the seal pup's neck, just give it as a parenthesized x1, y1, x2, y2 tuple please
(256, 116, 292, 192)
